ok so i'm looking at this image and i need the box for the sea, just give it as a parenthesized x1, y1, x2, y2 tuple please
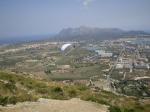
(0, 35, 53, 45)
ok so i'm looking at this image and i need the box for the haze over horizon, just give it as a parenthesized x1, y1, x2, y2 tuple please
(0, 0, 150, 38)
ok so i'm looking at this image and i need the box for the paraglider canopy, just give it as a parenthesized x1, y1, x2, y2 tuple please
(61, 44, 72, 51)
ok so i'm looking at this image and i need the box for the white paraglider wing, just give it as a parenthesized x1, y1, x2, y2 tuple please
(61, 44, 72, 51)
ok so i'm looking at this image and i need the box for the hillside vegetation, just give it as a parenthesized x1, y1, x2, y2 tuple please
(0, 71, 150, 112)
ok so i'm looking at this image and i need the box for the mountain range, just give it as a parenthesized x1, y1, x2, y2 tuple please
(53, 26, 150, 41)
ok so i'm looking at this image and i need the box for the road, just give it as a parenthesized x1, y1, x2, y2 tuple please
(0, 98, 109, 112)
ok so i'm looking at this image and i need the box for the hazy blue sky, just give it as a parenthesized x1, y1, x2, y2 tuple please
(0, 0, 150, 38)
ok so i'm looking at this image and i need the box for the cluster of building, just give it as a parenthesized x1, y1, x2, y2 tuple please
(116, 57, 133, 72)
(95, 50, 113, 58)
(115, 38, 150, 72)
(115, 58, 149, 73)
(84, 43, 114, 58)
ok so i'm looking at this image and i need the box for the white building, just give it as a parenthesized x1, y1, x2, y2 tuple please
(95, 50, 113, 57)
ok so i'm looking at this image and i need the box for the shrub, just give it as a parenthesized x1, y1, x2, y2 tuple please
(67, 89, 77, 97)
(0, 96, 8, 106)
(50, 86, 68, 100)
(16, 94, 38, 102)
(36, 88, 50, 94)
(109, 106, 121, 112)
(4, 82, 17, 93)
(51, 86, 63, 93)
(8, 96, 17, 105)
(76, 84, 88, 91)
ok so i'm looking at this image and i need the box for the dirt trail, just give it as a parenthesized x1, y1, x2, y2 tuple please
(0, 98, 109, 112)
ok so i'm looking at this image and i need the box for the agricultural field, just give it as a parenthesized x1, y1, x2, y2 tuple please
(0, 42, 108, 80)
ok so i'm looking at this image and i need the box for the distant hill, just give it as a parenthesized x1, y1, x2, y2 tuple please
(53, 26, 150, 41)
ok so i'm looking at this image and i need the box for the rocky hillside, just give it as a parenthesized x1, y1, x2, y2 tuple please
(0, 71, 150, 112)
